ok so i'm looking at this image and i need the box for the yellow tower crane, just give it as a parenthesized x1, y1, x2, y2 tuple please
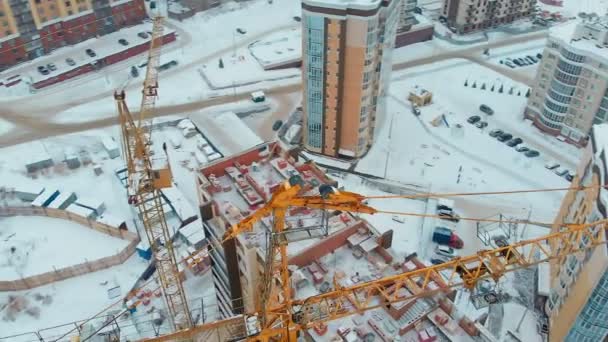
(140, 178, 608, 341)
(115, 16, 192, 331)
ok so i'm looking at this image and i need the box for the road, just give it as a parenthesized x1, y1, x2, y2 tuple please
(0, 29, 546, 147)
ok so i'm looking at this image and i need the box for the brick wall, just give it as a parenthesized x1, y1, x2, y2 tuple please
(111, 0, 146, 29)
(0, 37, 26, 70)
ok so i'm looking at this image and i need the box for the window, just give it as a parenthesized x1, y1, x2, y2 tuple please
(65, 0, 71, 6)
(2, 21, 7, 27)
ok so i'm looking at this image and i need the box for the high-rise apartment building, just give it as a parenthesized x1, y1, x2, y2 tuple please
(441, 0, 536, 34)
(0, 0, 146, 70)
(544, 124, 608, 341)
(525, 17, 608, 147)
(301, 0, 400, 158)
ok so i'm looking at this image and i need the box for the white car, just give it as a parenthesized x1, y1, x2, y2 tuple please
(435, 245, 455, 257)
(554, 167, 569, 176)
(545, 161, 560, 170)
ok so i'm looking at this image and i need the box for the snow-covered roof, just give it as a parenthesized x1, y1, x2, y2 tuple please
(249, 28, 301, 69)
(97, 214, 126, 228)
(76, 196, 105, 211)
(162, 186, 197, 222)
(13, 183, 45, 196)
(550, 19, 608, 60)
(537, 262, 551, 296)
(25, 141, 52, 165)
(192, 111, 263, 156)
(179, 218, 206, 245)
(303, 0, 383, 12)
(66, 203, 96, 218)
(47, 190, 75, 209)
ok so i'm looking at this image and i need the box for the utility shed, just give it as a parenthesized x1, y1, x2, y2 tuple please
(66, 203, 97, 219)
(76, 196, 106, 216)
(178, 218, 206, 249)
(25, 142, 54, 173)
(31, 189, 60, 207)
(161, 187, 197, 224)
(97, 214, 127, 230)
(14, 183, 45, 201)
(102, 137, 120, 159)
(64, 148, 81, 169)
(47, 191, 77, 210)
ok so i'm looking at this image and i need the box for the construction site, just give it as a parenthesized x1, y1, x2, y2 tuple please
(2, 0, 608, 341)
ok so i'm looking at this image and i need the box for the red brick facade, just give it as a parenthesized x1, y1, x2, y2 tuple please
(111, 0, 147, 29)
(0, 37, 27, 69)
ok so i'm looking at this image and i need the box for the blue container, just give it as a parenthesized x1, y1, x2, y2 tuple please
(136, 244, 152, 260)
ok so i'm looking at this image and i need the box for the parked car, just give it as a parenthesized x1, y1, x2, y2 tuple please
(432, 227, 463, 249)
(272, 120, 283, 131)
(475, 121, 488, 129)
(497, 133, 513, 142)
(85, 48, 96, 57)
(525, 150, 540, 158)
(293, 16, 301, 22)
(545, 161, 560, 170)
(565, 172, 575, 182)
(467, 115, 481, 124)
(537, 53, 543, 59)
(554, 168, 569, 176)
(438, 210, 460, 223)
(130, 65, 139, 78)
(506, 137, 523, 146)
(435, 245, 455, 258)
(158, 60, 178, 71)
(527, 55, 538, 63)
(430, 255, 451, 265)
(412, 106, 421, 116)
(489, 129, 503, 137)
(236, 28, 247, 34)
(37, 65, 49, 75)
(480, 104, 494, 115)
(118, 38, 129, 46)
(513, 59, 523, 66)
(516, 146, 530, 153)
(46, 63, 57, 71)
(137, 32, 149, 39)
(66, 58, 76, 66)
(505, 61, 516, 68)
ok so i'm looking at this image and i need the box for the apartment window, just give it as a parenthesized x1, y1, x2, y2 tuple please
(67, 10, 73, 15)
(1, 21, 7, 27)
(0, 11, 4, 17)
(65, 1, 71, 6)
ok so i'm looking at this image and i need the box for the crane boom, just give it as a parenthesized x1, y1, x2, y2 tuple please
(116, 16, 192, 332)
(141, 179, 608, 341)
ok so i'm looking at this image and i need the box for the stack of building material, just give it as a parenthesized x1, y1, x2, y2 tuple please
(31, 189, 60, 207)
(14, 184, 45, 201)
(47, 190, 77, 210)
(76, 197, 106, 216)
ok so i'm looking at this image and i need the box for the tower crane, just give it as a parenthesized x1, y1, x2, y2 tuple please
(141, 178, 608, 341)
(115, 15, 192, 331)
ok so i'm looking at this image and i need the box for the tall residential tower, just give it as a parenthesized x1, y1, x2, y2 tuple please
(525, 17, 608, 146)
(301, 0, 400, 158)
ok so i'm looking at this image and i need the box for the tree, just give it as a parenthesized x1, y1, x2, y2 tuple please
(219, 58, 224, 69)
(498, 84, 504, 93)
(517, 90, 521, 96)
(525, 89, 531, 97)
(472, 81, 477, 88)
(509, 87, 514, 95)
(481, 83, 486, 90)
(491, 84, 495, 92)
(464, 79, 469, 87)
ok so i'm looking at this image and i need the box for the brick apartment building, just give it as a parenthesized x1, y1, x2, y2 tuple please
(543, 124, 608, 341)
(441, 0, 537, 34)
(301, 0, 400, 159)
(0, 0, 146, 70)
(525, 17, 608, 147)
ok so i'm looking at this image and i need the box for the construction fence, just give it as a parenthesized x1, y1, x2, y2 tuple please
(0, 206, 140, 291)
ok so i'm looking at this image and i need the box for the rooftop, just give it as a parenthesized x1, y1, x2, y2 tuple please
(550, 17, 608, 60)
(302, 0, 383, 12)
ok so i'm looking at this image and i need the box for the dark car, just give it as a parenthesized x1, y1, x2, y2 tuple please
(85, 48, 96, 57)
(293, 16, 301, 22)
(506, 137, 523, 146)
(66, 58, 76, 66)
(272, 120, 283, 131)
(467, 115, 481, 124)
(513, 59, 523, 66)
(480, 104, 494, 115)
(138, 32, 149, 39)
(118, 38, 129, 46)
(476, 121, 488, 129)
(412, 106, 421, 116)
(489, 129, 503, 137)
(438, 212, 460, 223)
(516, 146, 530, 153)
(131, 65, 139, 78)
(158, 60, 178, 71)
(537, 53, 543, 59)
(430, 255, 450, 265)
(525, 150, 540, 158)
(565, 173, 574, 182)
(37, 65, 49, 75)
(497, 133, 513, 142)
(47, 63, 57, 71)
(236, 28, 247, 34)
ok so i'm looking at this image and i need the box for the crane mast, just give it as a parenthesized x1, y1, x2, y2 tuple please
(115, 16, 192, 332)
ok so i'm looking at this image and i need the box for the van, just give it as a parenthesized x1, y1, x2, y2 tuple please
(251, 91, 265, 103)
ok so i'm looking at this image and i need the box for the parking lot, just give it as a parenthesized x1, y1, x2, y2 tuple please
(499, 53, 543, 69)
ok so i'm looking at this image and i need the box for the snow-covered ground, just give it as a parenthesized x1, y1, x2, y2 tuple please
(0, 119, 14, 136)
(0, 216, 129, 280)
(0, 254, 147, 339)
(357, 58, 579, 225)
